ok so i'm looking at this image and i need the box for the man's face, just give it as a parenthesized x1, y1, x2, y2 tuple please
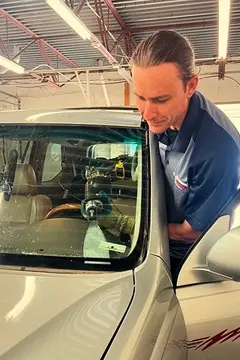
(132, 62, 198, 133)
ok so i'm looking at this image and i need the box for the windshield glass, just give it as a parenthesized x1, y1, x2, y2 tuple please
(0, 124, 147, 270)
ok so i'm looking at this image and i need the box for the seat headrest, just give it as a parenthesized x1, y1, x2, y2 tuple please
(12, 164, 37, 195)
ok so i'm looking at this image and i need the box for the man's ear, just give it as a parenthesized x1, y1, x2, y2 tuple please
(186, 75, 199, 98)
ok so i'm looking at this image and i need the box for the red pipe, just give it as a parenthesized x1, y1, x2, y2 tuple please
(39, 41, 51, 66)
(32, 73, 60, 88)
(75, 0, 86, 14)
(0, 8, 78, 67)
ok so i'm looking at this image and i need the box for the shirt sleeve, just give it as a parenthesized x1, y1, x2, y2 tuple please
(184, 143, 239, 232)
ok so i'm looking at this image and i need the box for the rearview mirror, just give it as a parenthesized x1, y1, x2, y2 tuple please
(88, 143, 137, 159)
(207, 226, 240, 281)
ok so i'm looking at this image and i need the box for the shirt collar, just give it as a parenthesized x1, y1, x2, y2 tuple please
(171, 91, 202, 153)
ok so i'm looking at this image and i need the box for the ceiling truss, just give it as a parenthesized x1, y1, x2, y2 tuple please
(0, 1, 239, 86)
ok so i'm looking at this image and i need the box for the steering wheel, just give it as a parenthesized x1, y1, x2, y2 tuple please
(45, 203, 85, 220)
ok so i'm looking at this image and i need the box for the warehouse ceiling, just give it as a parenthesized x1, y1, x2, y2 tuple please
(0, 0, 239, 84)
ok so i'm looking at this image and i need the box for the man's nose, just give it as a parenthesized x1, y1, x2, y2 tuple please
(142, 101, 156, 121)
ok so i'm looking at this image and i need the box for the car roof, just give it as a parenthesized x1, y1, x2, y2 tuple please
(0, 107, 142, 128)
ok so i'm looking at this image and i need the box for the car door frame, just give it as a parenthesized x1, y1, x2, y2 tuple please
(148, 132, 240, 359)
(173, 212, 240, 359)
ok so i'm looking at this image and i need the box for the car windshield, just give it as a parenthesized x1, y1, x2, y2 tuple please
(0, 124, 147, 270)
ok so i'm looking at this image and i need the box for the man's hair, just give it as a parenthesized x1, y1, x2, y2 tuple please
(131, 30, 197, 84)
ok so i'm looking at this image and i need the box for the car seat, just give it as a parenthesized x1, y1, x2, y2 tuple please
(0, 164, 52, 225)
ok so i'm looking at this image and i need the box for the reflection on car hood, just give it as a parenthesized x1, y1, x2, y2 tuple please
(0, 269, 134, 360)
(0, 109, 141, 128)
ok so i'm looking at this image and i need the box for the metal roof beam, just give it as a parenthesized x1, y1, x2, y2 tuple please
(10, 56, 240, 74)
(45, 0, 131, 83)
(4, 18, 240, 43)
(129, 17, 240, 33)
(94, 0, 109, 49)
(0, 8, 78, 68)
(75, 0, 87, 14)
(102, 0, 137, 51)
(0, 57, 240, 82)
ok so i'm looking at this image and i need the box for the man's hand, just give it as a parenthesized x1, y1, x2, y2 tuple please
(168, 220, 201, 243)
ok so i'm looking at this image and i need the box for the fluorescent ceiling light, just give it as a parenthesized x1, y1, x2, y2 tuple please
(218, 0, 231, 59)
(0, 54, 25, 74)
(46, 0, 92, 40)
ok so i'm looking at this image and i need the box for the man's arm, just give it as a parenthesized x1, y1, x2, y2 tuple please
(177, 134, 239, 239)
(168, 221, 201, 243)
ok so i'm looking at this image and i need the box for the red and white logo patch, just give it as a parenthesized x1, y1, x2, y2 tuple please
(174, 174, 188, 191)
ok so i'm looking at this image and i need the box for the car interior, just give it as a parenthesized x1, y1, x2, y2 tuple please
(0, 133, 142, 261)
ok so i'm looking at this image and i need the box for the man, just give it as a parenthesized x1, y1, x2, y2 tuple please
(131, 30, 240, 270)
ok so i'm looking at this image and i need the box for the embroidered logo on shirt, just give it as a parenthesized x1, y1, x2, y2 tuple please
(174, 174, 188, 191)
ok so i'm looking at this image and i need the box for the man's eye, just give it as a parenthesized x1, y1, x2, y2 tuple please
(153, 98, 169, 104)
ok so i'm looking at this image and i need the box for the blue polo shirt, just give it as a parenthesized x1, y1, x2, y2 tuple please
(158, 91, 240, 258)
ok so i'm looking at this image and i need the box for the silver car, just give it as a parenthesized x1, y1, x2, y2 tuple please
(0, 108, 239, 360)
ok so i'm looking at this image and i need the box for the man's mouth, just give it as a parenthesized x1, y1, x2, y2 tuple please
(150, 122, 164, 127)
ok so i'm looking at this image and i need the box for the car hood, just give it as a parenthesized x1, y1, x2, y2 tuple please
(0, 269, 134, 360)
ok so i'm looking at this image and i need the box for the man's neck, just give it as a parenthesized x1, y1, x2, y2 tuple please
(171, 100, 191, 130)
